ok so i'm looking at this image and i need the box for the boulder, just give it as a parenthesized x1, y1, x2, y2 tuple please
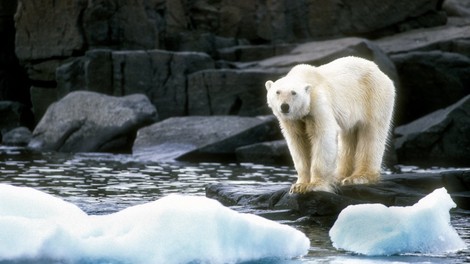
(187, 69, 280, 116)
(235, 140, 291, 165)
(394, 95, 470, 166)
(2, 126, 32, 146)
(132, 115, 280, 162)
(374, 24, 470, 55)
(391, 51, 470, 124)
(373, 24, 470, 125)
(56, 49, 215, 119)
(28, 91, 157, 153)
(206, 170, 470, 226)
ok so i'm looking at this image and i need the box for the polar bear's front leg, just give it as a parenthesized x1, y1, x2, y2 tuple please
(305, 118, 337, 193)
(279, 120, 311, 191)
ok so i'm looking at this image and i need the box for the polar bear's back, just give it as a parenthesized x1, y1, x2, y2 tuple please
(317, 56, 391, 87)
(318, 56, 395, 129)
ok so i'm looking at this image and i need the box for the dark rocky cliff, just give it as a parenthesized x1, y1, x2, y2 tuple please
(1, 0, 469, 166)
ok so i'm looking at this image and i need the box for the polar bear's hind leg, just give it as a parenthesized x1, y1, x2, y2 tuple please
(341, 123, 387, 185)
(335, 128, 358, 183)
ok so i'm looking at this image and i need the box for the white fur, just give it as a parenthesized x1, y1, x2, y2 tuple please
(266, 57, 395, 193)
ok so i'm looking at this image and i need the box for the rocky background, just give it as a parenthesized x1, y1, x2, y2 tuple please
(1, 0, 469, 167)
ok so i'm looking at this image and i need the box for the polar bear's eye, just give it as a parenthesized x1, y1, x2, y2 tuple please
(276, 91, 281, 95)
(291, 91, 297, 96)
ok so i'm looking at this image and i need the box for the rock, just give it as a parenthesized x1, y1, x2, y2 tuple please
(82, 0, 163, 50)
(55, 50, 114, 97)
(55, 58, 85, 97)
(14, 0, 448, 63)
(0, 0, 31, 112)
(374, 24, 470, 56)
(0, 101, 33, 136)
(235, 140, 291, 165)
(15, 0, 164, 62)
(15, 0, 87, 61)
(30, 86, 58, 123)
(248, 38, 399, 87)
(112, 50, 214, 119)
(373, 24, 470, 124)
(391, 51, 470, 124)
(28, 91, 157, 153)
(236, 139, 397, 168)
(206, 170, 470, 226)
(443, 0, 470, 17)
(56, 49, 215, 119)
(217, 44, 295, 62)
(187, 69, 280, 116)
(10, 0, 453, 128)
(26, 59, 67, 83)
(394, 95, 470, 166)
(166, 32, 249, 57)
(2, 126, 32, 146)
(206, 0, 445, 41)
(132, 115, 279, 162)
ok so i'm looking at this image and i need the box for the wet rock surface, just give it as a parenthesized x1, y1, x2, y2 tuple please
(133, 115, 280, 162)
(206, 170, 470, 226)
(235, 140, 291, 165)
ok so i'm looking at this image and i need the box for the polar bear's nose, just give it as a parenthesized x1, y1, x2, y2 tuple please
(281, 103, 290, 113)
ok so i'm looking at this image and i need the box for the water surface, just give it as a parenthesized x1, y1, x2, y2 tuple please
(0, 146, 468, 263)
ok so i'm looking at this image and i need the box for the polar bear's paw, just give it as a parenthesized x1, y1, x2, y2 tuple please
(341, 173, 379, 186)
(289, 182, 334, 194)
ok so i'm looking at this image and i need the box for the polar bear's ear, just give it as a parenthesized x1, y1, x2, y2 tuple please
(304, 85, 311, 93)
(265, 80, 274, 91)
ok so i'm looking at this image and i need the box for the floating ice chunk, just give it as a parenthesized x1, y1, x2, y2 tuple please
(0, 184, 309, 263)
(329, 187, 467, 256)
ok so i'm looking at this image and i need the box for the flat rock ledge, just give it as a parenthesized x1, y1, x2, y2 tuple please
(206, 170, 470, 226)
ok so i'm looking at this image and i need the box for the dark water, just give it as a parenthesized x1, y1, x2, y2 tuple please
(0, 146, 469, 263)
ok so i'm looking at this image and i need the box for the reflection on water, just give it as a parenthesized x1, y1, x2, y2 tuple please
(0, 146, 469, 263)
(0, 147, 295, 214)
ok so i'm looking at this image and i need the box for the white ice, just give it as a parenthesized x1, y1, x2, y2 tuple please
(329, 187, 467, 256)
(0, 184, 309, 263)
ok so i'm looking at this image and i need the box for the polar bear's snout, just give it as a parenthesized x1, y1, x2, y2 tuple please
(280, 103, 290, 113)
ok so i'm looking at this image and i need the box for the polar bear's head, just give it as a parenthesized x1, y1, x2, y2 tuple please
(265, 77, 311, 120)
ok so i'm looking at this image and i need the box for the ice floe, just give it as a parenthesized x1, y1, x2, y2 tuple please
(0, 184, 309, 263)
(329, 187, 467, 256)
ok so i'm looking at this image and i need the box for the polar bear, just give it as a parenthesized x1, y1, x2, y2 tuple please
(265, 56, 395, 193)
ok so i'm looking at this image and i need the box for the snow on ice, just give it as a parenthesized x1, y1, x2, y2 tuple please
(329, 187, 467, 256)
(0, 184, 310, 263)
